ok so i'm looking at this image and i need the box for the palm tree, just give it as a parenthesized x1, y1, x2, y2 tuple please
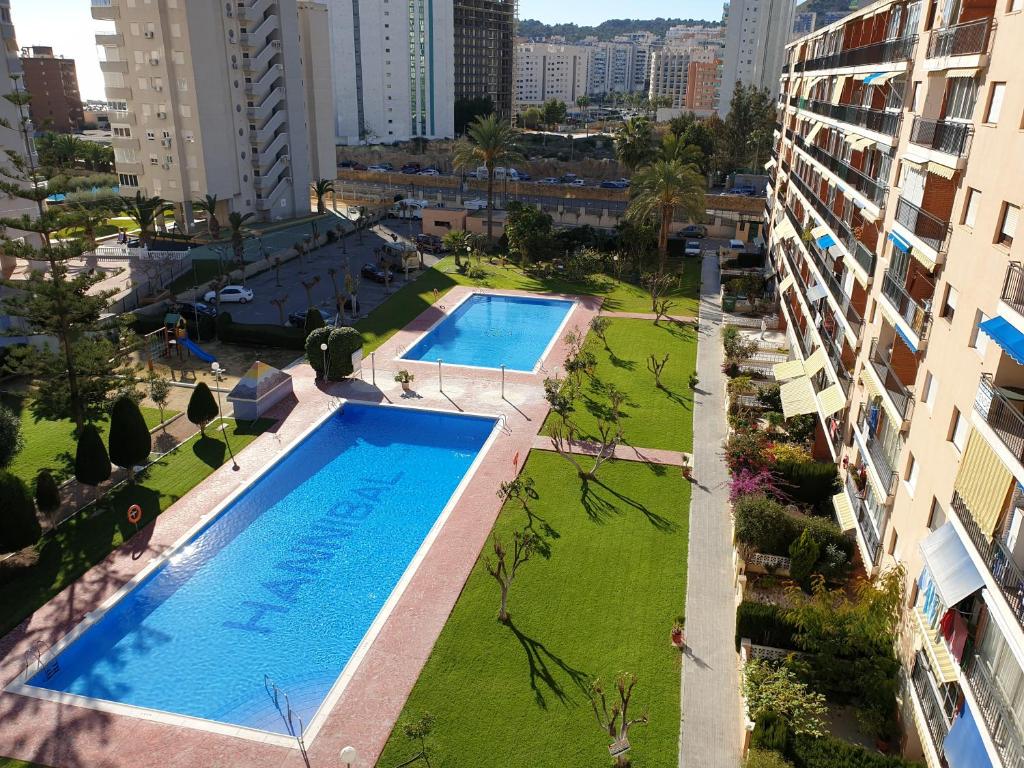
(576, 95, 591, 136)
(312, 178, 334, 215)
(627, 160, 706, 274)
(614, 117, 657, 173)
(660, 134, 705, 168)
(192, 194, 221, 238)
(53, 134, 83, 168)
(123, 191, 171, 247)
(452, 114, 521, 241)
(227, 210, 256, 279)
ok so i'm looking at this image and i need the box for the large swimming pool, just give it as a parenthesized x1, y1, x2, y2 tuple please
(401, 293, 575, 371)
(24, 403, 495, 736)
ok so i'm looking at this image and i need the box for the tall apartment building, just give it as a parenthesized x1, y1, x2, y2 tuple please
(91, 0, 335, 228)
(649, 37, 724, 117)
(719, 0, 797, 114)
(613, 32, 657, 93)
(648, 48, 693, 110)
(453, 0, 515, 122)
(326, 0, 454, 144)
(685, 58, 722, 116)
(20, 46, 84, 134)
(587, 42, 643, 99)
(514, 42, 590, 107)
(768, 1, 1024, 765)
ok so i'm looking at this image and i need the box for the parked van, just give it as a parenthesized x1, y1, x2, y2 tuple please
(474, 166, 520, 181)
(390, 198, 430, 219)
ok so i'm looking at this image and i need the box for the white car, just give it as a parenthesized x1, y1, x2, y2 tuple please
(204, 285, 254, 304)
(464, 198, 488, 211)
(684, 240, 702, 257)
(366, 164, 388, 173)
(568, 179, 586, 188)
(418, 168, 440, 176)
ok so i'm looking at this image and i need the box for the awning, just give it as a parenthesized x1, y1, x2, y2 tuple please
(764, 158, 777, 172)
(816, 233, 837, 249)
(805, 282, 829, 303)
(831, 75, 848, 104)
(860, 370, 881, 400)
(773, 358, 806, 381)
(928, 160, 957, 179)
(806, 122, 824, 142)
(953, 429, 1012, 537)
(803, 347, 827, 376)
(888, 230, 911, 253)
(979, 316, 1024, 365)
(832, 491, 856, 532)
(851, 136, 877, 152)
(943, 700, 995, 768)
(919, 523, 985, 607)
(947, 67, 979, 79)
(818, 384, 846, 416)
(773, 217, 797, 242)
(778, 274, 795, 293)
(781, 376, 818, 418)
(865, 71, 901, 86)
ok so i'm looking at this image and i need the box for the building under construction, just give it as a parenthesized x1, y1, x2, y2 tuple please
(453, 0, 515, 123)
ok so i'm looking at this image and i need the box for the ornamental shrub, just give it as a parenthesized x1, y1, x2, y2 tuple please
(777, 460, 840, 511)
(745, 749, 794, 768)
(752, 712, 790, 753)
(0, 471, 41, 552)
(326, 326, 363, 381)
(734, 494, 853, 561)
(787, 734, 923, 768)
(216, 311, 306, 350)
(303, 307, 326, 335)
(0, 405, 23, 469)
(35, 469, 61, 520)
(108, 395, 152, 479)
(789, 528, 820, 592)
(726, 428, 772, 473)
(736, 601, 799, 650)
(187, 382, 219, 436)
(305, 326, 332, 378)
(75, 423, 111, 487)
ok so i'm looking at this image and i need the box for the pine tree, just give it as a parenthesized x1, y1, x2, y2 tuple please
(74, 423, 111, 488)
(108, 396, 152, 481)
(187, 382, 219, 436)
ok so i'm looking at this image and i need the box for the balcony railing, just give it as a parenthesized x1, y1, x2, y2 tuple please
(951, 492, 1024, 635)
(927, 18, 992, 60)
(853, 242, 877, 279)
(788, 173, 859, 254)
(1001, 262, 1024, 316)
(795, 35, 917, 72)
(975, 373, 1024, 465)
(789, 96, 902, 136)
(788, 128, 888, 207)
(868, 338, 914, 421)
(895, 196, 950, 253)
(807, 240, 864, 337)
(909, 117, 972, 158)
(855, 407, 899, 499)
(880, 270, 932, 340)
(911, 652, 951, 753)
(964, 654, 1024, 768)
(847, 472, 883, 565)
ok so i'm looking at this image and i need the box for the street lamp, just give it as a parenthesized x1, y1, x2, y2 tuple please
(211, 362, 224, 426)
(211, 362, 239, 471)
(339, 746, 359, 767)
(320, 342, 328, 380)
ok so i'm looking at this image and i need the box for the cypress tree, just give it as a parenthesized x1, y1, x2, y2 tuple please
(303, 306, 325, 335)
(0, 471, 41, 552)
(75, 423, 111, 487)
(187, 382, 219, 436)
(35, 469, 61, 522)
(108, 396, 152, 480)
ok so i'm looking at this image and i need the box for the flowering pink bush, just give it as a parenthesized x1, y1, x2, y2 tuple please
(729, 468, 784, 502)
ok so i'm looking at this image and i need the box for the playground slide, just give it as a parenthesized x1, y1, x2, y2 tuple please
(180, 338, 217, 364)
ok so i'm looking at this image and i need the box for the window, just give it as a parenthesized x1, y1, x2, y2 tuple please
(911, 81, 923, 112)
(145, 129, 155, 140)
(950, 408, 969, 452)
(971, 311, 990, 356)
(118, 173, 139, 187)
(904, 454, 918, 494)
(985, 83, 1006, 124)
(922, 371, 937, 408)
(1013, 0, 1024, 11)
(927, 498, 946, 531)
(963, 188, 980, 227)
(945, 77, 978, 121)
(941, 284, 958, 320)
(997, 202, 1019, 247)
(888, 528, 900, 557)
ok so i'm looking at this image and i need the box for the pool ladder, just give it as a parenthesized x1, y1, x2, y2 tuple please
(264, 674, 310, 765)
(21, 640, 59, 683)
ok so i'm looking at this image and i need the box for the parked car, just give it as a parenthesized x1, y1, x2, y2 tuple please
(203, 285, 253, 304)
(418, 168, 441, 176)
(288, 308, 338, 328)
(680, 224, 708, 238)
(560, 173, 579, 183)
(538, 177, 560, 185)
(516, 171, 531, 181)
(400, 163, 421, 174)
(361, 263, 393, 283)
(172, 301, 217, 322)
(367, 164, 389, 173)
(729, 185, 757, 196)
(464, 198, 488, 211)
(684, 240, 702, 257)
(568, 179, 586, 188)
(351, 162, 367, 171)
(415, 233, 446, 253)
(339, 160, 355, 168)
(600, 180, 629, 189)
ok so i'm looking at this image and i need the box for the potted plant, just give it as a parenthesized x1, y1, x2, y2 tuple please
(671, 617, 686, 648)
(681, 457, 693, 480)
(395, 369, 415, 392)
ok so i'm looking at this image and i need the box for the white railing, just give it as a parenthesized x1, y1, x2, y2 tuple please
(748, 552, 792, 572)
(94, 244, 189, 261)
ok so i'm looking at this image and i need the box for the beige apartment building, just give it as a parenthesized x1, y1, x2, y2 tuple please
(768, 0, 1024, 765)
(90, 0, 335, 230)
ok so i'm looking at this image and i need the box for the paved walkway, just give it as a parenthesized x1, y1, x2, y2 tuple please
(679, 253, 742, 767)
(530, 434, 691, 467)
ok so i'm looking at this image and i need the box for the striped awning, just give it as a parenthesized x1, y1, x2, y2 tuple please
(832, 490, 856, 531)
(803, 347, 827, 377)
(781, 376, 818, 418)
(860, 369, 881, 399)
(947, 67, 978, 79)
(928, 160, 957, 180)
(806, 122, 824, 142)
(953, 430, 1012, 537)
(773, 358, 806, 381)
(865, 70, 902, 86)
(818, 384, 847, 416)
(778, 274, 795, 293)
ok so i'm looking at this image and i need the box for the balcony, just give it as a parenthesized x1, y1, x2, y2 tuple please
(910, 653, 951, 754)
(853, 242, 877, 279)
(789, 96, 902, 136)
(99, 60, 129, 74)
(868, 338, 914, 421)
(880, 270, 932, 342)
(1000, 262, 1024, 318)
(108, 109, 136, 126)
(909, 117, 972, 158)
(794, 35, 917, 72)
(90, 0, 119, 20)
(854, 407, 899, 501)
(95, 32, 123, 47)
(975, 373, 1024, 469)
(927, 18, 992, 61)
(105, 86, 132, 101)
(788, 128, 887, 208)
(787, 173, 859, 254)
(963, 654, 1024, 768)
(806, 240, 865, 338)
(846, 472, 883, 566)
(895, 197, 950, 254)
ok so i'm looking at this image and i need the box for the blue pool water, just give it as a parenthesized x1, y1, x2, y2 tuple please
(402, 293, 574, 371)
(28, 404, 494, 734)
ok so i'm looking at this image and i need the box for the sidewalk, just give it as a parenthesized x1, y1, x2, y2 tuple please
(678, 253, 742, 767)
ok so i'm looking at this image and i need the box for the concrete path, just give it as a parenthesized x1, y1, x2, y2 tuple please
(679, 253, 743, 768)
(530, 434, 692, 467)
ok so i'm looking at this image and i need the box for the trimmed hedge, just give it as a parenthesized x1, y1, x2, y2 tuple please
(788, 735, 923, 768)
(777, 460, 840, 510)
(0, 471, 41, 552)
(734, 494, 853, 560)
(216, 311, 305, 350)
(326, 326, 362, 380)
(736, 601, 799, 650)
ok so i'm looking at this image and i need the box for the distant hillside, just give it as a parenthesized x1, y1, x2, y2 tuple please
(795, 0, 868, 15)
(517, 18, 722, 42)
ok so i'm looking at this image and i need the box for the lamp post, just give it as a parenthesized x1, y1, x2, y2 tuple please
(320, 342, 329, 380)
(339, 746, 359, 768)
(211, 362, 224, 426)
(211, 362, 239, 471)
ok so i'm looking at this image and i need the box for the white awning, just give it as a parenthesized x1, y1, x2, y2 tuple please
(773, 358, 806, 381)
(919, 523, 985, 608)
(831, 75, 849, 104)
(818, 384, 847, 416)
(810, 224, 830, 239)
(947, 68, 979, 79)
(781, 376, 818, 418)
(778, 274, 795, 293)
(928, 160, 958, 180)
(806, 122, 824, 143)
(764, 158, 777, 172)
(806, 282, 829, 303)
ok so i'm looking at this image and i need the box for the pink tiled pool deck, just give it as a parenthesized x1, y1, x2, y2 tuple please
(0, 286, 602, 768)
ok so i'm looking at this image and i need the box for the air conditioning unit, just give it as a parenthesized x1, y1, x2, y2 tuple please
(156, 111, 167, 119)
(271, 41, 282, 49)
(143, 30, 155, 39)
(150, 58, 160, 65)
(153, 84, 163, 91)
(161, 163, 171, 170)
(160, 138, 172, 147)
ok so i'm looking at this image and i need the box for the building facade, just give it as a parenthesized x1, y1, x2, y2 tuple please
(91, 0, 334, 227)
(649, 35, 723, 117)
(326, 0, 454, 144)
(20, 46, 84, 134)
(720, 0, 797, 114)
(768, 1, 1024, 765)
(514, 42, 590, 107)
(453, 0, 515, 122)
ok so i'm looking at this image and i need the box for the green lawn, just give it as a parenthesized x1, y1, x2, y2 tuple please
(2, 394, 171, 487)
(0, 759, 48, 768)
(541, 318, 698, 453)
(356, 256, 701, 354)
(0, 419, 270, 637)
(376, 452, 690, 768)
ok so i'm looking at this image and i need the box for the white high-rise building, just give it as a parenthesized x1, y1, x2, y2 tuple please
(91, 0, 335, 226)
(514, 43, 590, 108)
(718, 0, 796, 114)
(587, 42, 640, 98)
(326, 0, 455, 144)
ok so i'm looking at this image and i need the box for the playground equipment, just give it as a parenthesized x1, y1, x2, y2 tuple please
(142, 312, 217, 369)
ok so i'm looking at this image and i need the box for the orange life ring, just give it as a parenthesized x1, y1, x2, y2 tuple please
(127, 504, 143, 525)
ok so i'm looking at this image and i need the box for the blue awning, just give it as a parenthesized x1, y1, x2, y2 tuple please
(919, 524, 984, 607)
(895, 322, 918, 353)
(863, 72, 885, 84)
(816, 234, 836, 249)
(944, 699, 994, 768)
(979, 316, 1024, 365)
(888, 231, 911, 253)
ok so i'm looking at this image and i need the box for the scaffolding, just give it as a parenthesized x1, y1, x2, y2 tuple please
(453, 0, 516, 122)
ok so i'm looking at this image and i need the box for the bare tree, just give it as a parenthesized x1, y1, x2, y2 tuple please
(497, 474, 535, 510)
(647, 353, 669, 389)
(591, 315, 611, 350)
(653, 296, 674, 325)
(272, 256, 282, 287)
(549, 418, 622, 480)
(327, 267, 344, 324)
(644, 272, 677, 317)
(270, 295, 289, 326)
(300, 276, 320, 307)
(483, 529, 536, 623)
(590, 672, 649, 767)
(399, 712, 436, 768)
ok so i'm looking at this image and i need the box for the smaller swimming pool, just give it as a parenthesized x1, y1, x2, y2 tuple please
(401, 293, 575, 371)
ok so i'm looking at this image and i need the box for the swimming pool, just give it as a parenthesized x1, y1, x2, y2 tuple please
(22, 403, 495, 737)
(401, 293, 575, 371)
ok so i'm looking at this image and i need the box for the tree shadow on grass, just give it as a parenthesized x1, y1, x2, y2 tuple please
(507, 619, 591, 710)
(608, 351, 636, 370)
(660, 387, 693, 411)
(521, 502, 559, 559)
(586, 477, 677, 533)
(193, 434, 226, 469)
